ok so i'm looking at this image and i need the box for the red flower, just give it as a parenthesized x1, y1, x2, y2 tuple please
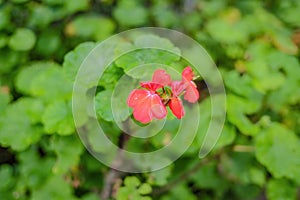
(169, 81, 185, 119)
(169, 97, 184, 119)
(127, 69, 170, 124)
(127, 86, 167, 124)
(151, 69, 171, 86)
(181, 66, 199, 103)
(127, 67, 199, 123)
(140, 69, 171, 89)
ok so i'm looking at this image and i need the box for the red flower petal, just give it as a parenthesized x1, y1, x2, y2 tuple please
(127, 89, 167, 123)
(182, 66, 194, 81)
(140, 82, 163, 92)
(184, 81, 199, 103)
(181, 66, 199, 103)
(152, 69, 171, 86)
(170, 81, 186, 97)
(169, 97, 185, 119)
(150, 94, 167, 119)
(127, 89, 149, 108)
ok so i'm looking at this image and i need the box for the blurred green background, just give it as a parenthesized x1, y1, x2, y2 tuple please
(0, 0, 300, 200)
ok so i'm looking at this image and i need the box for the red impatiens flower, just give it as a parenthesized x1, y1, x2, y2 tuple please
(127, 67, 199, 124)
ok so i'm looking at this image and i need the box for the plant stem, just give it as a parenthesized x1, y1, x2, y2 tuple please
(100, 120, 131, 200)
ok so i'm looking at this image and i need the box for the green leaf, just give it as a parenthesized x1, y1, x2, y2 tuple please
(227, 94, 260, 136)
(245, 60, 285, 93)
(0, 98, 43, 151)
(249, 167, 266, 187)
(195, 95, 236, 152)
(81, 193, 100, 200)
(214, 124, 236, 150)
(0, 8, 10, 30)
(124, 176, 140, 188)
(138, 183, 152, 195)
(220, 152, 259, 185)
(31, 175, 78, 200)
(266, 52, 300, 110)
(277, 2, 300, 27)
(65, 15, 115, 41)
(117, 176, 152, 200)
(16, 62, 72, 102)
(147, 165, 172, 186)
(191, 162, 228, 192)
(110, 74, 135, 122)
(223, 70, 263, 100)
(95, 90, 114, 121)
(15, 62, 51, 94)
(151, 1, 178, 27)
(50, 135, 83, 174)
(98, 64, 123, 89)
(28, 4, 56, 28)
(19, 97, 44, 123)
(35, 29, 61, 56)
(115, 35, 181, 78)
(0, 34, 7, 48)
(255, 123, 300, 184)
(0, 165, 14, 191)
(63, 0, 90, 14)
(30, 65, 72, 102)
(8, 28, 36, 51)
(113, 0, 148, 27)
(266, 179, 297, 200)
(269, 29, 298, 55)
(63, 42, 96, 82)
(0, 49, 21, 74)
(42, 101, 75, 135)
(18, 147, 55, 190)
(232, 184, 261, 200)
(206, 8, 249, 44)
(161, 183, 196, 200)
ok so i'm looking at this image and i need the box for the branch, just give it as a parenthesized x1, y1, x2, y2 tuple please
(100, 121, 131, 200)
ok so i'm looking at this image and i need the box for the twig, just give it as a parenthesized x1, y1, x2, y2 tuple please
(101, 167, 122, 200)
(100, 120, 131, 200)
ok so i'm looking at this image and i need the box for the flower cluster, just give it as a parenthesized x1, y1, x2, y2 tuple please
(127, 67, 199, 123)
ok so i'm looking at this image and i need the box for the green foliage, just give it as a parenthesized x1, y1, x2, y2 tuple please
(116, 176, 152, 200)
(0, 98, 43, 151)
(8, 28, 36, 51)
(1, 0, 300, 200)
(65, 15, 115, 41)
(63, 42, 96, 82)
(50, 135, 84, 174)
(42, 100, 75, 135)
(95, 90, 114, 121)
(255, 123, 300, 184)
(113, 0, 148, 27)
(266, 179, 297, 200)
(115, 35, 181, 78)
